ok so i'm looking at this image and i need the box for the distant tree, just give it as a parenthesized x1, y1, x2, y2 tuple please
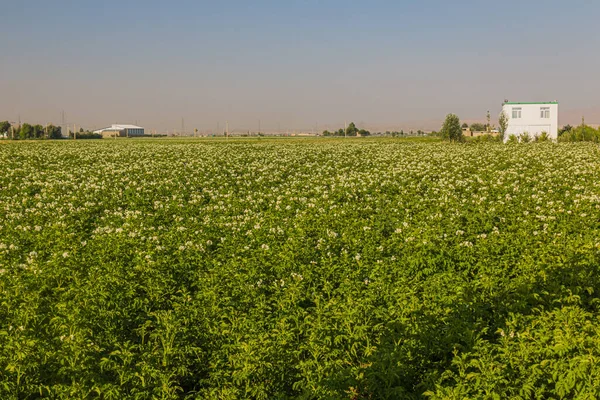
(336, 128, 345, 136)
(400, 130, 405, 136)
(470, 123, 487, 132)
(33, 124, 44, 139)
(322, 130, 332, 136)
(346, 122, 358, 137)
(440, 114, 463, 142)
(0, 121, 10, 136)
(559, 124, 573, 136)
(486, 110, 491, 131)
(20, 123, 33, 139)
(461, 123, 469, 129)
(498, 111, 509, 141)
(358, 129, 370, 137)
(48, 125, 62, 139)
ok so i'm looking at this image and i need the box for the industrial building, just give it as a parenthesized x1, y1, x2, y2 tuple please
(501, 101, 558, 141)
(93, 124, 145, 138)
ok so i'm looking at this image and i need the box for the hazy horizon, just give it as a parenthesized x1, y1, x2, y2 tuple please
(2, 1, 600, 132)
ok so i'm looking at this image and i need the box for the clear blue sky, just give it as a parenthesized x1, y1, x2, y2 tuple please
(2, 0, 599, 132)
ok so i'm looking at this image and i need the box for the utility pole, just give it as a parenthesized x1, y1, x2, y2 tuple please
(181, 117, 185, 136)
(345, 120, 347, 138)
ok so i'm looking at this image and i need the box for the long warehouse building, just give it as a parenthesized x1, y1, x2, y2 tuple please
(93, 124, 145, 138)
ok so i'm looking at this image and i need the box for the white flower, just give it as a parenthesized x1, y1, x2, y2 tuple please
(291, 272, 304, 281)
(62, 252, 69, 258)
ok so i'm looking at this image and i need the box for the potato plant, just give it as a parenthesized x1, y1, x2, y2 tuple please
(1, 139, 600, 399)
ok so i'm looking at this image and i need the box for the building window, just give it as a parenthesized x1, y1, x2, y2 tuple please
(540, 107, 550, 118)
(512, 107, 522, 119)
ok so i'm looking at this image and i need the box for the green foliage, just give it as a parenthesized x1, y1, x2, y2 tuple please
(534, 132, 550, 142)
(558, 124, 600, 143)
(0, 121, 10, 136)
(519, 132, 532, 143)
(470, 123, 487, 132)
(559, 124, 573, 136)
(322, 122, 367, 137)
(346, 122, 358, 137)
(441, 114, 464, 142)
(69, 130, 102, 139)
(470, 134, 499, 144)
(498, 111, 508, 141)
(47, 125, 62, 139)
(2, 140, 600, 398)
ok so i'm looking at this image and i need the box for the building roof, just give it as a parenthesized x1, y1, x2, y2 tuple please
(93, 124, 144, 133)
(112, 124, 143, 129)
(504, 102, 558, 105)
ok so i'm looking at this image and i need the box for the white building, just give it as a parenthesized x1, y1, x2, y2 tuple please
(93, 124, 145, 138)
(501, 101, 558, 141)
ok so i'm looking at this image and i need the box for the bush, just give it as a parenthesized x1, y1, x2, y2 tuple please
(519, 132, 532, 143)
(534, 132, 550, 142)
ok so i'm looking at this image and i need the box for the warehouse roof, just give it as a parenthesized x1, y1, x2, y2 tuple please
(93, 124, 144, 133)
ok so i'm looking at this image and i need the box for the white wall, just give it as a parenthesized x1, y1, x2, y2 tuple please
(502, 103, 558, 141)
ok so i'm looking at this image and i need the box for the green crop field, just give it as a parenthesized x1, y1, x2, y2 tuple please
(2, 139, 600, 399)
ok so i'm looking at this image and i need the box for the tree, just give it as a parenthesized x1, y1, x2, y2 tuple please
(470, 123, 487, 132)
(19, 123, 33, 140)
(559, 125, 573, 136)
(486, 110, 491, 131)
(0, 121, 10, 137)
(498, 111, 509, 141)
(358, 129, 370, 137)
(33, 124, 44, 139)
(48, 125, 62, 139)
(461, 123, 469, 129)
(346, 122, 358, 137)
(440, 114, 463, 142)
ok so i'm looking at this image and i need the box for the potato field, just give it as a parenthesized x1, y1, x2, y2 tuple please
(2, 139, 600, 399)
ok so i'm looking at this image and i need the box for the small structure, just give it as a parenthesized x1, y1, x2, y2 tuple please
(93, 124, 145, 138)
(501, 101, 558, 141)
(462, 127, 499, 138)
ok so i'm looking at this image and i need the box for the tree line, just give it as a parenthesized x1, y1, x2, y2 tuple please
(322, 122, 371, 137)
(0, 121, 63, 140)
(0, 121, 102, 140)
